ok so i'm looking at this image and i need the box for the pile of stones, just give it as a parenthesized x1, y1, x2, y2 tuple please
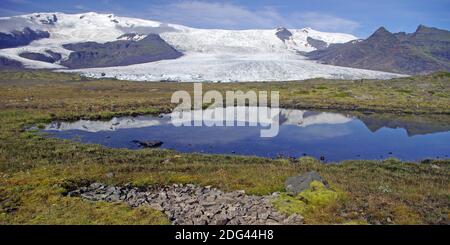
(67, 183, 304, 225)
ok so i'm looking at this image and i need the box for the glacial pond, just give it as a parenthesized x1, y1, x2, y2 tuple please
(43, 107, 450, 162)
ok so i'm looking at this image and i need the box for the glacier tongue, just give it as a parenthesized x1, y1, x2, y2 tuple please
(68, 52, 404, 82)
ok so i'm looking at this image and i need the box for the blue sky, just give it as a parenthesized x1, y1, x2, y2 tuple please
(0, 0, 449, 37)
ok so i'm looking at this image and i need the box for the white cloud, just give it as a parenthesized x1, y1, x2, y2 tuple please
(147, 1, 279, 29)
(146, 1, 359, 33)
(290, 12, 360, 33)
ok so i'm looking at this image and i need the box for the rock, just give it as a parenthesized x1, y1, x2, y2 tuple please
(193, 218, 207, 225)
(149, 203, 164, 211)
(132, 140, 163, 148)
(105, 172, 115, 178)
(284, 214, 304, 224)
(285, 171, 328, 195)
(431, 164, 440, 169)
(161, 159, 171, 164)
(213, 215, 229, 225)
(268, 213, 284, 222)
(158, 192, 167, 200)
(105, 186, 116, 194)
(67, 190, 80, 197)
(266, 219, 281, 225)
(258, 212, 269, 220)
(108, 193, 121, 202)
(89, 182, 103, 190)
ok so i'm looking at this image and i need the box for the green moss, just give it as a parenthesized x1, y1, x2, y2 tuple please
(298, 181, 342, 208)
(272, 193, 307, 214)
(272, 181, 347, 223)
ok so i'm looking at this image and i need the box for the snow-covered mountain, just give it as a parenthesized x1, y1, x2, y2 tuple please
(0, 12, 404, 81)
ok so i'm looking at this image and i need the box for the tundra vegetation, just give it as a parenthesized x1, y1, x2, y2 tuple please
(0, 70, 448, 224)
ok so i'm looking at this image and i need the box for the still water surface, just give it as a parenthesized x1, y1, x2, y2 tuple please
(44, 108, 450, 162)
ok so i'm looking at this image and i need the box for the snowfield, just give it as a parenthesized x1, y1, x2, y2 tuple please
(0, 12, 406, 81)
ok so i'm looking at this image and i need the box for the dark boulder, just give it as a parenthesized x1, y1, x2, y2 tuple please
(132, 140, 163, 148)
(285, 171, 329, 195)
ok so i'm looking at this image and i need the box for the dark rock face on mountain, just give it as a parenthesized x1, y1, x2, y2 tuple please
(306, 25, 450, 74)
(60, 34, 182, 69)
(116, 33, 143, 40)
(307, 37, 328, 50)
(0, 56, 24, 69)
(19, 52, 57, 63)
(34, 13, 58, 25)
(0, 28, 50, 49)
(19, 50, 62, 63)
(44, 50, 62, 61)
(276, 27, 293, 42)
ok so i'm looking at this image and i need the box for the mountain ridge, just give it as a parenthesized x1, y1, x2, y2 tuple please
(306, 25, 450, 75)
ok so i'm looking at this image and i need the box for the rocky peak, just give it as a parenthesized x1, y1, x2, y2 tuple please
(372, 27, 392, 36)
(415, 24, 430, 33)
(413, 25, 447, 36)
(366, 26, 397, 43)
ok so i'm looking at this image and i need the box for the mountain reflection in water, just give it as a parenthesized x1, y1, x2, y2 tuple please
(44, 107, 450, 162)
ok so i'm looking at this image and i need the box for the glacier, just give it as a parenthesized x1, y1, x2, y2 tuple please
(0, 12, 406, 81)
